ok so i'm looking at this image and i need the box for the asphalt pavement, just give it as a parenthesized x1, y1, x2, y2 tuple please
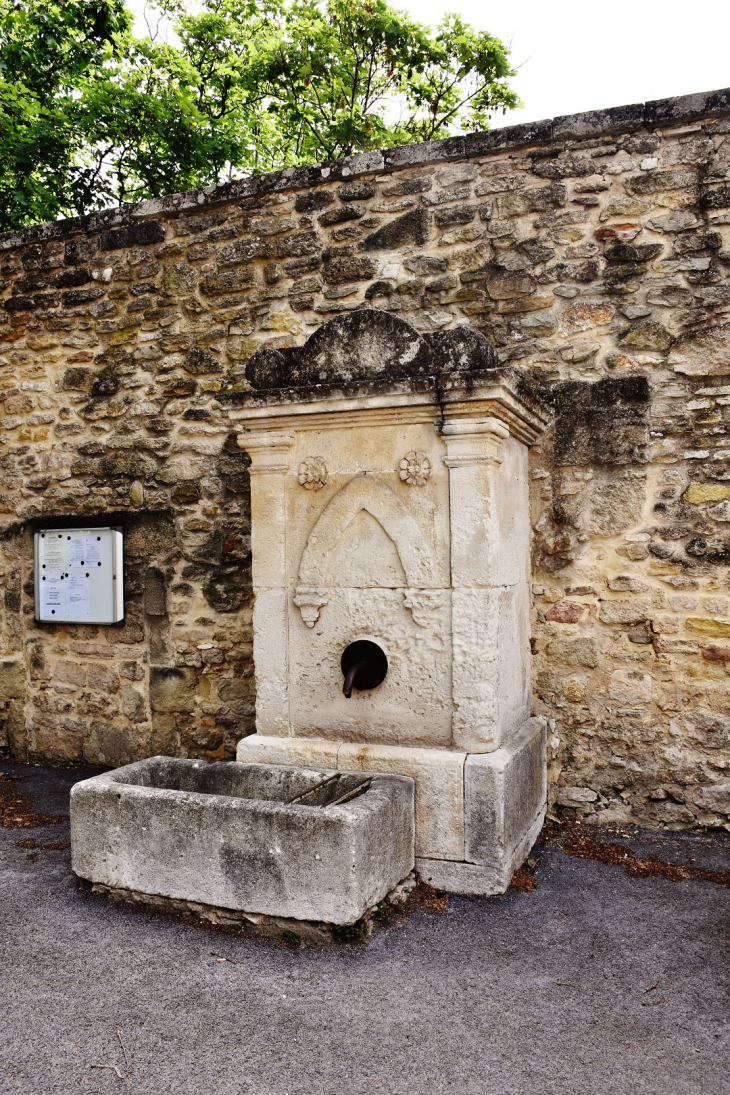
(1, 761, 728, 1095)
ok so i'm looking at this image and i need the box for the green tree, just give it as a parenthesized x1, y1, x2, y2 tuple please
(0, 0, 519, 230)
(250, 0, 519, 163)
(0, 0, 130, 227)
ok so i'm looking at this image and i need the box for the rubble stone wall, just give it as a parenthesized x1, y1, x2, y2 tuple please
(1, 87, 730, 830)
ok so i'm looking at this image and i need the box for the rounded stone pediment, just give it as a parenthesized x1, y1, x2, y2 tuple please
(245, 309, 498, 391)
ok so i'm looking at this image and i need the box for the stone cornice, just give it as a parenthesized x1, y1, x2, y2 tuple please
(231, 369, 551, 447)
(2, 85, 729, 251)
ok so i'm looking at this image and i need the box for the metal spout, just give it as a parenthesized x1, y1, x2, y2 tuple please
(343, 660, 368, 699)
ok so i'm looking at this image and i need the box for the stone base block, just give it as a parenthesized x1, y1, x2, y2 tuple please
(237, 717, 547, 895)
(71, 758, 414, 925)
(417, 805, 546, 895)
(238, 735, 466, 860)
(464, 716, 547, 868)
(239, 734, 341, 770)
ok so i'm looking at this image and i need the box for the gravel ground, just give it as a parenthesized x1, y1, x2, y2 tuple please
(1, 761, 728, 1095)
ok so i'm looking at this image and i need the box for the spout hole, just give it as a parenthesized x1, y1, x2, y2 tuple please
(341, 640, 388, 698)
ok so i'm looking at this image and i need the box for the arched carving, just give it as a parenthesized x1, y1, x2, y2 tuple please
(295, 473, 437, 626)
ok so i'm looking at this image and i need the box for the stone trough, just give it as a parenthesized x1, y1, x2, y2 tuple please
(71, 758, 415, 925)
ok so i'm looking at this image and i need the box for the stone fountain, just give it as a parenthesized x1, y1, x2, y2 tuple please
(233, 310, 551, 894)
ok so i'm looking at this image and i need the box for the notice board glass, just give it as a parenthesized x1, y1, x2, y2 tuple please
(34, 527, 124, 624)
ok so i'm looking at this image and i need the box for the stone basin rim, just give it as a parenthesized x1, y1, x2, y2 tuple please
(75, 756, 407, 813)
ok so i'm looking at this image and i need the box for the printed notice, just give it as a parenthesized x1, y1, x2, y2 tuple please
(41, 575, 65, 617)
(66, 575, 90, 618)
(84, 537, 102, 566)
(69, 536, 102, 568)
(40, 535, 65, 572)
(68, 538, 86, 567)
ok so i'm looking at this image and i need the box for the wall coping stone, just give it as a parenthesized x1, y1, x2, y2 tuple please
(1, 84, 729, 252)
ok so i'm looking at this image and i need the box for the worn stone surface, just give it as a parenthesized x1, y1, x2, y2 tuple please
(238, 719, 547, 899)
(234, 349, 545, 766)
(464, 717, 547, 868)
(71, 757, 415, 924)
(0, 87, 729, 831)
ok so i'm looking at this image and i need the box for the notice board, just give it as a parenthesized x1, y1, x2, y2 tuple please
(34, 527, 124, 624)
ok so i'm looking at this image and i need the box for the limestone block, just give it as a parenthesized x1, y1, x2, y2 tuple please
(337, 741, 465, 860)
(464, 717, 547, 869)
(243, 431, 293, 588)
(668, 324, 730, 376)
(545, 636, 599, 668)
(416, 809, 544, 896)
(283, 424, 451, 590)
(120, 685, 145, 723)
(442, 419, 507, 588)
(5, 699, 27, 757)
(557, 786, 598, 807)
(288, 587, 452, 748)
(149, 667, 197, 713)
(0, 658, 25, 699)
(251, 589, 289, 736)
(82, 721, 139, 767)
(87, 663, 120, 693)
(71, 758, 415, 925)
(144, 568, 167, 616)
(450, 588, 499, 751)
(478, 435, 530, 588)
(55, 660, 87, 688)
(238, 734, 465, 860)
(691, 782, 730, 815)
(237, 733, 340, 769)
(496, 583, 532, 743)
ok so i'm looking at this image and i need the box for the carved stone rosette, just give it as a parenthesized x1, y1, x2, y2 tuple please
(398, 451, 432, 486)
(298, 456, 328, 490)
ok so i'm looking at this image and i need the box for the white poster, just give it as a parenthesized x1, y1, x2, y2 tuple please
(40, 535, 65, 572)
(68, 538, 86, 567)
(40, 575, 65, 617)
(68, 537, 102, 568)
(66, 575, 90, 618)
(35, 527, 123, 624)
(84, 537, 102, 567)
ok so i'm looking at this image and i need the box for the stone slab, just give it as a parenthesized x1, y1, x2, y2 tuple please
(412, 717, 547, 895)
(337, 742, 465, 861)
(238, 733, 341, 769)
(464, 717, 547, 867)
(71, 758, 414, 925)
(417, 802, 546, 896)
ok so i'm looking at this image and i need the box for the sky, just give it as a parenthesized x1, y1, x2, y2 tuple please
(128, 0, 730, 128)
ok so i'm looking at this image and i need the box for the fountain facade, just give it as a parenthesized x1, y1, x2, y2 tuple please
(234, 311, 551, 894)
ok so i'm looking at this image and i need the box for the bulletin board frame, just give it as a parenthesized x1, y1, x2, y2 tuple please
(34, 526, 124, 625)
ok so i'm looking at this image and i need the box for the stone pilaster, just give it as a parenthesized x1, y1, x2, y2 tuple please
(238, 430, 294, 737)
(442, 416, 510, 753)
